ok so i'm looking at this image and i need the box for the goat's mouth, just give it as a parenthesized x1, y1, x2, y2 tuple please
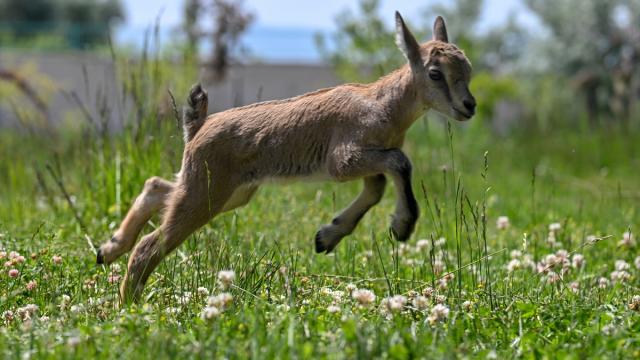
(452, 107, 473, 120)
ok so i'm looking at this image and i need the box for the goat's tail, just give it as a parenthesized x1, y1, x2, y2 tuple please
(183, 83, 208, 143)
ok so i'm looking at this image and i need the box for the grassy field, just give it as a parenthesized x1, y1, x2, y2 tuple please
(1, 70, 640, 358)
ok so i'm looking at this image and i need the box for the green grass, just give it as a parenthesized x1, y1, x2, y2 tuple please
(1, 65, 640, 358)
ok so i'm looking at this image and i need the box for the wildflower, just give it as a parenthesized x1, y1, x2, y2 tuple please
(383, 295, 407, 313)
(615, 260, 630, 271)
(434, 237, 446, 247)
(207, 293, 233, 310)
(462, 301, 473, 312)
(510, 250, 522, 259)
(67, 336, 81, 347)
(546, 271, 560, 284)
(435, 294, 446, 304)
(197, 287, 210, 297)
(9, 251, 19, 259)
(496, 216, 510, 230)
(70, 304, 84, 314)
(522, 254, 536, 271)
(26, 280, 37, 291)
(3, 261, 10, 267)
(428, 304, 450, 324)
(52, 255, 62, 265)
(327, 305, 341, 313)
(598, 277, 610, 289)
(8, 269, 19, 278)
(506, 259, 521, 273)
(200, 306, 221, 320)
(549, 223, 561, 232)
(3, 310, 14, 322)
(352, 289, 376, 306)
(16, 304, 38, 320)
(619, 231, 635, 247)
(433, 259, 445, 274)
(571, 254, 585, 269)
(39, 316, 50, 322)
(14, 255, 25, 264)
(412, 295, 429, 310)
(416, 239, 430, 251)
(601, 324, 616, 336)
(0, 251, 5, 259)
(345, 283, 357, 294)
(611, 270, 631, 283)
(568, 281, 579, 294)
(422, 287, 434, 298)
(107, 274, 121, 284)
(217, 270, 236, 290)
(628, 295, 640, 311)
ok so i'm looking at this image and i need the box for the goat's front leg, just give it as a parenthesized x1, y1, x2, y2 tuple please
(315, 174, 387, 253)
(328, 148, 419, 245)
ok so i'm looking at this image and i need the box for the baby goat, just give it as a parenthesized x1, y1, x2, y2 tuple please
(97, 12, 476, 303)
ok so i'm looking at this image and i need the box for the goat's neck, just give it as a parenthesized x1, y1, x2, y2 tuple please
(370, 65, 425, 133)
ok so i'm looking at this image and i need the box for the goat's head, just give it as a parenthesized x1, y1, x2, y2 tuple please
(395, 12, 476, 121)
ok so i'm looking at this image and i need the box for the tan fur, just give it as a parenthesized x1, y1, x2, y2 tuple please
(96, 12, 476, 303)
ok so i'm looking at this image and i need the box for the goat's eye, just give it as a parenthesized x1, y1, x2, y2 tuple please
(429, 69, 443, 81)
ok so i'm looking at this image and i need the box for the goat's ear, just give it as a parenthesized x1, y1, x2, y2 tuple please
(395, 11, 422, 71)
(433, 16, 449, 43)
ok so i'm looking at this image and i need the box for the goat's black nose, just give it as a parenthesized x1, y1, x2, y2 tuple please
(463, 98, 476, 113)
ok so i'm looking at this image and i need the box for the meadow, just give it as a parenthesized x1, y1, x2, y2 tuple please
(1, 58, 640, 359)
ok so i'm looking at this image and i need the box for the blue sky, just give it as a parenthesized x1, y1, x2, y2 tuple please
(118, 0, 540, 62)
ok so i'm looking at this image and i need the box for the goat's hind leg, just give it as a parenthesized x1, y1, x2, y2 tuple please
(315, 174, 387, 253)
(97, 176, 174, 264)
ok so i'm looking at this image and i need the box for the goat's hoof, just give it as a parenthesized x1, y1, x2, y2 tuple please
(390, 217, 415, 242)
(315, 226, 342, 254)
(96, 248, 104, 264)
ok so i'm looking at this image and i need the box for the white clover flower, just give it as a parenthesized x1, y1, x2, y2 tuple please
(549, 223, 561, 232)
(615, 260, 630, 271)
(506, 259, 521, 273)
(435, 295, 446, 304)
(611, 270, 631, 283)
(546, 272, 560, 284)
(510, 250, 522, 259)
(217, 270, 236, 289)
(522, 254, 536, 271)
(412, 296, 429, 311)
(67, 336, 81, 347)
(598, 277, 610, 289)
(416, 239, 430, 251)
(39, 316, 50, 322)
(496, 216, 510, 230)
(383, 295, 407, 313)
(422, 287, 435, 298)
(619, 232, 635, 247)
(345, 283, 357, 294)
(434, 237, 446, 247)
(207, 293, 233, 310)
(433, 259, 445, 274)
(70, 304, 84, 314)
(568, 281, 579, 294)
(628, 295, 640, 311)
(201, 306, 221, 320)
(462, 301, 473, 312)
(352, 289, 376, 306)
(327, 305, 341, 313)
(197, 287, 210, 297)
(571, 254, 585, 269)
(428, 304, 450, 324)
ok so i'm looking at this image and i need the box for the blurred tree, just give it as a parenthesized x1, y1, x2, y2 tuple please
(183, 0, 204, 57)
(525, 0, 640, 126)
(208, 0, 255, 81)
(181, 0, 254, 82)
(315, 0, 404, 82)
(0, 0, 123, 48)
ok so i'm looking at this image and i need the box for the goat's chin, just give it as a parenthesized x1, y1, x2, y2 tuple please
(450, 108, 474, 121)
